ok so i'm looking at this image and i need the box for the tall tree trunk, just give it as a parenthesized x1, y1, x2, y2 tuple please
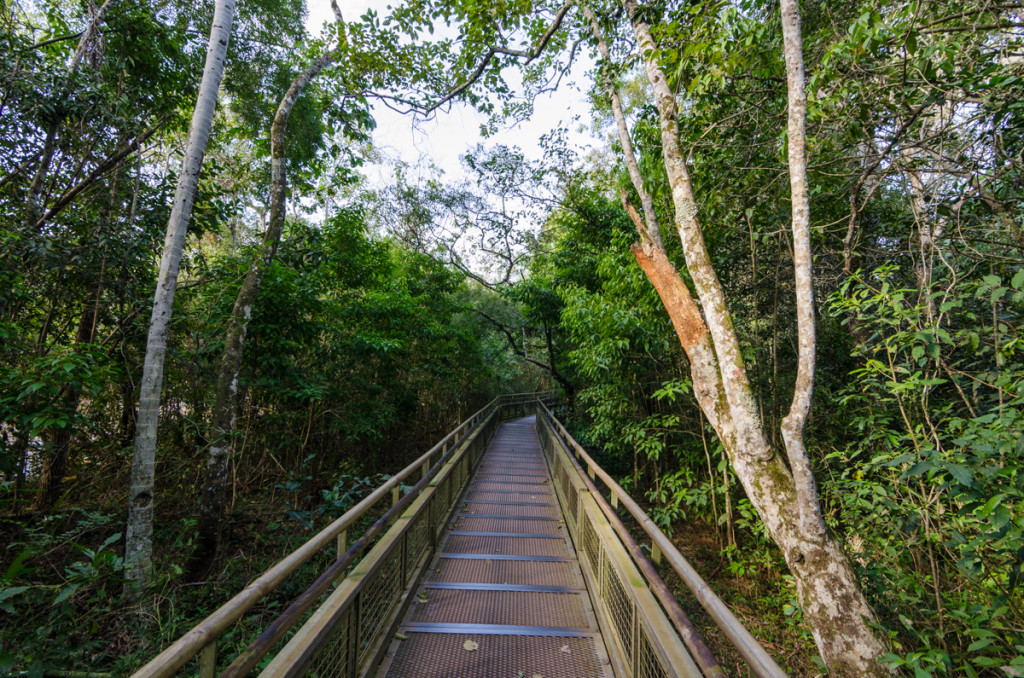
(604, 1, 889, 673)
(907, 167, 941, 321)
(779, 0, 825, 547)
(124, 0, 236, 595)
(36, 168, 116, 513)
(190, 34, 343, 576)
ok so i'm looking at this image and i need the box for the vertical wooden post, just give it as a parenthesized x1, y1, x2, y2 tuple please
(421, 460, 430, 480)
(651, 541, 662, 565)
(199, 641, 216, 678)
(337, 529, 347, 557)
(392, 485, 400, 507)
(611, 493, 619, 509)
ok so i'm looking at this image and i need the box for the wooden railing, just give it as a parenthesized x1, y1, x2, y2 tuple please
(132, 393, 551, 678)
(133, 392, 782, 678)
(535, 400, 786, 678)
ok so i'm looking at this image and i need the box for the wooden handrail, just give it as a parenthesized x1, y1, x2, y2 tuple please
(537, 400, 787, 678)
(131, 395, 511, 678)
(537, 406, 726, 677)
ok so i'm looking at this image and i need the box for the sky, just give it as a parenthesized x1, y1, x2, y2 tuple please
(305, 0, 603, 186)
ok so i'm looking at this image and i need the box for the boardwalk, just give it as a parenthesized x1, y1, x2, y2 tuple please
(133, 395, 781, 678)
(378, 416, 615, 678)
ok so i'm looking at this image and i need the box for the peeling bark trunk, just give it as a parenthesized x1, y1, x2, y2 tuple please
(124, 0, 236, 595)
(190, 40, 343, 576)
(613, 1, 888, 673)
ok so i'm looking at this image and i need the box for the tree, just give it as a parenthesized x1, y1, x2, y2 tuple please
(586, 1, 888, 671)
(190, 1, 369, 572)
(124, 0, 236, 594)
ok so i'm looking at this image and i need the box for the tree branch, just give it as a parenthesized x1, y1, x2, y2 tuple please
(423, 2, 573, 114)
(36, 116, 168, 227)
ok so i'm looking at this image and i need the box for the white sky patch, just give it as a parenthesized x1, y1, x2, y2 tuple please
(306, 0, 600, 185)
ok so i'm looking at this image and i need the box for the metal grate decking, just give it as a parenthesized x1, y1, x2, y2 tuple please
(376, 416, 616, 678)
(134, 395, 782, 678)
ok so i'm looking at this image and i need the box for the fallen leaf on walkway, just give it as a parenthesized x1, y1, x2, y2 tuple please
(560, 645, 571, 654)
(463, 640, 479, 651)
(394, 632, 409, 640)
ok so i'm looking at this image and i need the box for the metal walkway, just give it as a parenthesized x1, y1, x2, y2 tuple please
(133, 394, 785, 678)
(377, 416, 615, 678)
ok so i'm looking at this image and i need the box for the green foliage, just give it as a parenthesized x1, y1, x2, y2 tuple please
(2, 0, 1023, 672)
(823, 258, 1024, 673)
(0, 512, 125, 674)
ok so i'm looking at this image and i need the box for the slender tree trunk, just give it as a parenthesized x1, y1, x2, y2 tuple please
(36, 167, 116, 512)
(23, 124, 58, 233)
(606, 1, 889, 673)
(907, 167, 941, 321)
(842, 141, 877, 347)
(124, 0, 236, 595)
(35, 306, 96, 512)
(190, 39, 342, 575)
(583, 6, 663, 249)
(779, 0, 826, 547)
(779, 2, 887, 670)
(543, 324, 575, 410)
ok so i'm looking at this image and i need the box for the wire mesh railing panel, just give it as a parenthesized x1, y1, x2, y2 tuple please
(357, 545, 402, 664)
(307, 610, 352, 678)
(637, 625, 669, 678)
(438, 475, 452, 534)
(581, 510, 601, 578)
(603, 550, 635, 664)
(558, 459, 570, 502)
(404, 509, 430, 582)
(566, 480, 579, 527)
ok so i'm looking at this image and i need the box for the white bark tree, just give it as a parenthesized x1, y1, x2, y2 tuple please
(582, 1, 889, 672)
(124, 0, 237, 594)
